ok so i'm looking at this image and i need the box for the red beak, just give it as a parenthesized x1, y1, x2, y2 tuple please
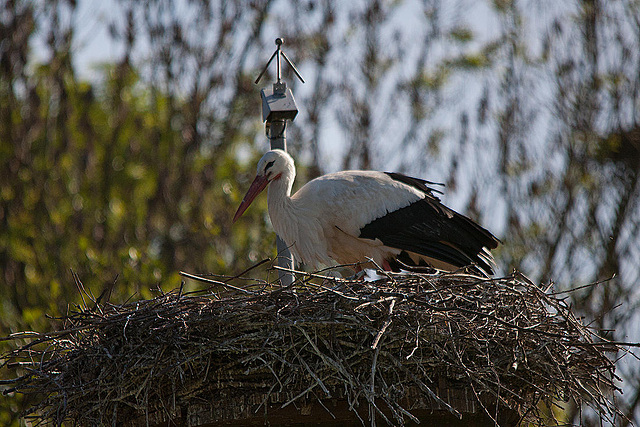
(233, 174, 269, 223)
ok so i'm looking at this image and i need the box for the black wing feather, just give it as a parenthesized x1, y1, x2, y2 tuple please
(360, 173, 500, 274)
(384, 172, 444, 196)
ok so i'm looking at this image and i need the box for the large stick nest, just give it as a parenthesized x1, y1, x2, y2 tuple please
(2, 268, 621, 426)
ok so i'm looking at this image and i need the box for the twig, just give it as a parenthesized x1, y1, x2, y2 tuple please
(179, 271, 257, 295)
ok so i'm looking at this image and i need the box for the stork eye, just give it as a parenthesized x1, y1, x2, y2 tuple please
(264, 160, 275, 173)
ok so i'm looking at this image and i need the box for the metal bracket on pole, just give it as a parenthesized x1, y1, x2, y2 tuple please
(256, 38, 305, 286)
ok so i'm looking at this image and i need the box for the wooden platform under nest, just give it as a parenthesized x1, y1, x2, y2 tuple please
(1, 268, 622, 426)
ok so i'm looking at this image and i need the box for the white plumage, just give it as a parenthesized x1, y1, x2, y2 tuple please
(234, 150, 499, 275)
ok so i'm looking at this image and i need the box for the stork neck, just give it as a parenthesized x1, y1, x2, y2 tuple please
(267, 173, 294, 209)
(267, 171, 297, 239)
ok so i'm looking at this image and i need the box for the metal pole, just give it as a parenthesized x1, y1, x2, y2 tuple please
(256, 38, 303, 287)
(268, 120, 295, 286)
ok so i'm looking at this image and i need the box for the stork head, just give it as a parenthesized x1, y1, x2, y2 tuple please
(233, 150, 295, 222)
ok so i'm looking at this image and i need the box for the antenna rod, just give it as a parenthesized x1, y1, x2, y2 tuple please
(281, 50, 305, 84)
(255, 50, 277, 85)
(255, 38, 305, 85)
(276, 38, 282, 83)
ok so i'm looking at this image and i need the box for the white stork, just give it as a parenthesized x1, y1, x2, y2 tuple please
(233, 150, 500, 275)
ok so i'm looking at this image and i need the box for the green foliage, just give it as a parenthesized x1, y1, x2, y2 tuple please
(446, 52, 491, 70)
(492, 0, 514, 13)
(449, 26, 474, 42)
(0, 27, 273, 427)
